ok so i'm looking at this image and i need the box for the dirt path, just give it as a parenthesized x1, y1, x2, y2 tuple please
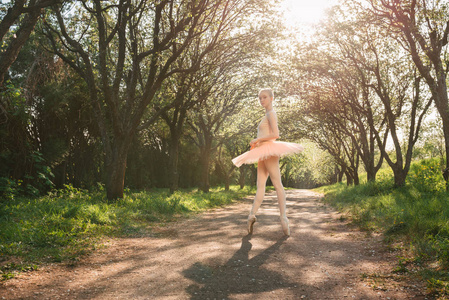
(1, 189, 427, 299)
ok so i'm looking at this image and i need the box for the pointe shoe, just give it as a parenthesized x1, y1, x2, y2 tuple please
(280, 216, 290, 236)
(248, 215, 256, 234)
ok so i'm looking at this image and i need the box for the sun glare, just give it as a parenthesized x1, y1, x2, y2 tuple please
(281, 0, 338, 27)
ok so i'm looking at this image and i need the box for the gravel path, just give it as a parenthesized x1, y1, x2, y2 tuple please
(1, 189, 426, 299)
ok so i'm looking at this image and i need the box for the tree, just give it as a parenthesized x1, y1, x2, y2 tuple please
(366, 0, 449, 188)
(159, 69, 200, 193)
(300, 114, 361, 185)
(293, 44, 363, 185)
(0, 30, 100, 195)
(44, 0, 256, 199)
(159, 0, 279, 192)
(214, 143, 234, 190)
(294, 5, 432, 186)
(188, 70, 254, 192)
(0, 0, 61, 85)
(297, 51, 384, 182)
(334, 7, 433, 186)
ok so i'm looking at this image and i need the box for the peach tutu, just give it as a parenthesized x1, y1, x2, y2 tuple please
(232, 140, 304, 167)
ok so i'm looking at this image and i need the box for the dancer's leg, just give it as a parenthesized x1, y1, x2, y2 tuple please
(264, 156, 290, 235)
(249, 159, 269, 217)
(247, 160, 269, 234)
(264, 156, 286, 215)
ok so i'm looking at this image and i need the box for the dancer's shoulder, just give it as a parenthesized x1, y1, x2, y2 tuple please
(266, 109, 277, 119)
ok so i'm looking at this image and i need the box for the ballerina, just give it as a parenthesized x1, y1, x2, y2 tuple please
(232, 88, 303, 236)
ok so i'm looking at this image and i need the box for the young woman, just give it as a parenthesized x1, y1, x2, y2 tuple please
(232, 88, 303, 236)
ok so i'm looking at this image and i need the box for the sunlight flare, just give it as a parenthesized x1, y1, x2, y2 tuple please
(281, 0, 338, 26)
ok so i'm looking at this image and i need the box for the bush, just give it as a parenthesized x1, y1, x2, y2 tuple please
(0, 151, 54, 200)
(407, 158, 445, 193)
(0, 177, 19, 201)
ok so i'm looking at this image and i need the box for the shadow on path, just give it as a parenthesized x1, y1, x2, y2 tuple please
(183, 234, 293, 299)
(0, 190, 424, 300)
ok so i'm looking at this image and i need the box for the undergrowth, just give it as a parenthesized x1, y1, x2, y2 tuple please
(0, 184, 256, 281)
(315, 158, 449, 298)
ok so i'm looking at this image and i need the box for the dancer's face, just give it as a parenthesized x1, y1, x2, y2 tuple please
(258, 91, 273, 108)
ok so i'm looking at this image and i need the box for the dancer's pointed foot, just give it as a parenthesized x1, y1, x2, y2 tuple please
(280, 216, 290, 236)
(248, 215, 256, 234)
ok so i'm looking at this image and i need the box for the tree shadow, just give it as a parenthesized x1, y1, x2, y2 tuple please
(183, 234, 293, 299)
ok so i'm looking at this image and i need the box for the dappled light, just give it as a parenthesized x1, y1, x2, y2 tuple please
(1, 0, 449, 297)
(1, 190, 423, 298)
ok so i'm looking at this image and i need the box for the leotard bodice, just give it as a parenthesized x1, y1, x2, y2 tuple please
(257, 111, 276, 139)
(231, 109, 303, 167)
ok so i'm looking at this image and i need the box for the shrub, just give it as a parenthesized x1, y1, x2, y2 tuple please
(407, 158, 445, 193)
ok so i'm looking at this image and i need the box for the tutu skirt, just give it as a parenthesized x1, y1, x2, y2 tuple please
(232, 140, 304, 167)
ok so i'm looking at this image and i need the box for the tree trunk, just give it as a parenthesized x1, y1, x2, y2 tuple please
(239, 166, 246, 189)
(353, 146, 360, 185)
(0, 0, 42, 86)
(365, 133, 376, 182)
(168, 133, 180, 194)
(105, 139, 129, 199)
(353, 171, 360, 185)
(224, 165, 234, 191)
(366, 167, 376, 182)
(200, 147, 211, 193)
(346, 166, 359, 186)
(51, 155, 66, 189)
(224, 177, 230, 191)
(367, 129, 382, 182)
(439, 109, 449, 190)
(337, 172, 344, 183)
(442, 117, 449, 187)
(283, 163, 291, 187)
(356, 114, 381, 183)
(337, 165, 345, 183)
(345, 171, 353, 186)
(392, 167, 407, 187)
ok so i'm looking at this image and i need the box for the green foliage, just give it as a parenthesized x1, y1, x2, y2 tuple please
(316, 158, 449, 296)
(28, 151, 55, 195)
(0, 177, 19, 201)
(0, 151, 54, 200)
(280, 141, 336, 188)
(0, 184, 256, 278)
(407, 157, 445, 192)
(1, 263, 38, 281)
(1, 80, 27, 117)
(1, 31, 101, 196)
(423, 270, 449, 297)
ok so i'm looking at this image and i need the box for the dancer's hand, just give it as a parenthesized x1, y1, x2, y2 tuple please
(250, 138, 259, 149)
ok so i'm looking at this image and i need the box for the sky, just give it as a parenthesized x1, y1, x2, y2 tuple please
(280, 0, 339, 27)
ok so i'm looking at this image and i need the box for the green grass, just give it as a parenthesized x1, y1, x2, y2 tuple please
(315, 158, 449, 298)
(0, 184, 256, 280)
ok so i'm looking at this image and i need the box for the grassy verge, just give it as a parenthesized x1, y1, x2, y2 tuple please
(0, 184, 256, 281)
(315, 158, 449, 298)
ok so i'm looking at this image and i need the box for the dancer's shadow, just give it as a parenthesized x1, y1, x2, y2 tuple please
(183, 235, 293, 299)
